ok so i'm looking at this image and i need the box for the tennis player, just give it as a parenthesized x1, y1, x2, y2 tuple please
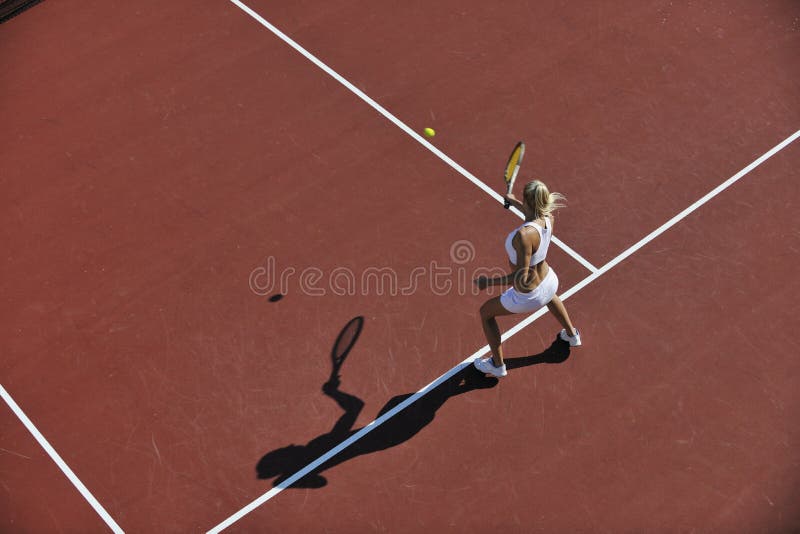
(473, 180, 581, 377)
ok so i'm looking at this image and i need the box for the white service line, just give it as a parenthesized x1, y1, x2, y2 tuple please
(208, 129, 799, 533)
(551, 236, 597, 273)
(0, 384, 125, 534)
(506, 205, 598, 272)
(228, 0, 599, 274)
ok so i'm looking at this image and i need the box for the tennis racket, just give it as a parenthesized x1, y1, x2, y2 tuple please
(503, 141, 525, 209)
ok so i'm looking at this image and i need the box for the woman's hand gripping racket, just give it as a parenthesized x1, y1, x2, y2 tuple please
(503, 141, 525, 209)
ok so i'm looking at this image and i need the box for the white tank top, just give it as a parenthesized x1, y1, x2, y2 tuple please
(505, 217, 552, 266)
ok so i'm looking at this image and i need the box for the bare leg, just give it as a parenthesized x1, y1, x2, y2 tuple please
(480, 297, 516, 366)
(546, 295, 577, 336)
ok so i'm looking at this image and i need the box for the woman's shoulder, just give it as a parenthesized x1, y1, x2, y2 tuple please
(517, 225, 541, 245)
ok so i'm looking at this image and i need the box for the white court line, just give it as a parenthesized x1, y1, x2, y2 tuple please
(0, 384, 125, 534)
(228, 0, 599, 274)
(207, 129, 800, 533)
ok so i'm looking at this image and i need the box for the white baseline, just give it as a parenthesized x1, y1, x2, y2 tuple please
(207, 129, 800, 533)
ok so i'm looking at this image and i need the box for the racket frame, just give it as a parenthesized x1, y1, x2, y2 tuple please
(503, 141, 525, 209)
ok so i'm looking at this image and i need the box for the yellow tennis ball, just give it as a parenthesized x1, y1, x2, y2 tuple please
(423, 127, 436, 138)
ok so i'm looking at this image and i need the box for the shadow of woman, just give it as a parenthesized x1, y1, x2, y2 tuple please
(256, 331, 571, 489)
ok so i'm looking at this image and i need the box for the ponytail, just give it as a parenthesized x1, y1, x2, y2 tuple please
(522, 180, 566, 218)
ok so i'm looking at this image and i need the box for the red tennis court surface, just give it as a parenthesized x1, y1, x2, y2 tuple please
(2, 1, 799, 532)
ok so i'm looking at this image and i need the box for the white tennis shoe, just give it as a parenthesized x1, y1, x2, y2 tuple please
(559, 329, 582, 347)
(474, 357, 507, 377)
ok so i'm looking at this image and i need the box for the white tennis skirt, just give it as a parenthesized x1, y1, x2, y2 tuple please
(499, 268, 559, 314)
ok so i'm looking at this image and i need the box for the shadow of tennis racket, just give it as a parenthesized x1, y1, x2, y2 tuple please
(326, 316, 364, 388)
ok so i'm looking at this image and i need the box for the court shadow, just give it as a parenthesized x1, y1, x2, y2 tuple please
(256, 333, 571, 489)
(504, 337, 571, 369)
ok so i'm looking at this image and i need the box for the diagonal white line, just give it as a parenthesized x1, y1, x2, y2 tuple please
(506, 205, 598, 272)
(208, 128, 799, 532)
(0, 384, 125, 533)
(551, 235, 598, 273)
(206, 349, 491, 534)
(228, 0, 598, 273)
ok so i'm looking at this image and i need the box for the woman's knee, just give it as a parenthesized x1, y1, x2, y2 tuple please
(481, 298, 506, 320)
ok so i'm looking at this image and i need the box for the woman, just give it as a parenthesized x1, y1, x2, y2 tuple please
(474, 180, 581, 377)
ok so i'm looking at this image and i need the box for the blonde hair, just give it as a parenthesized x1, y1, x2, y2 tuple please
(522, 180, 566, 218)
